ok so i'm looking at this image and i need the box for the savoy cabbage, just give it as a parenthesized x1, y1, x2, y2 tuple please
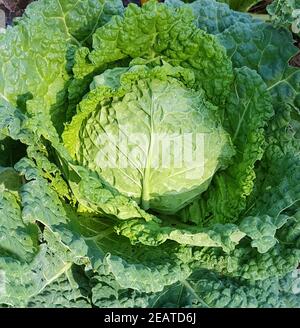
(0, 0, 300, 308)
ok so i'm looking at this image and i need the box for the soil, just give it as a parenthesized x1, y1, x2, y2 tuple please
(291, 35, 300, 67)
(249, 0, 273, 14)
(0, 0, 33, 24)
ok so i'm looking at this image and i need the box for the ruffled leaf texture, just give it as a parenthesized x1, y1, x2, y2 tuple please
(0, 0, 299, 308)
(267, 0, 300, 35)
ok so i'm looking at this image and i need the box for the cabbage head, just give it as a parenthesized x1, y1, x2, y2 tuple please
(0, 0, 300, 308)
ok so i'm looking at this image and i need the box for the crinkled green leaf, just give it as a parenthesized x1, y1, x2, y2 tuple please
(73, 0, 234, 106)
(0, 0, 123, 132)
(27, 265, 91, 308)
(180, 67, 273, 224)
(0, 0, 299, 309)
(239, 215, 289, 253)
(0, 183, 38, 262)
(14, 159, 192, 294)
(116, 218, 245, 252)
(0, 167, 22, 192)
(152, 269, 300, 308)
(90, 272, 152, 307)
(267, 0, 300, 35)
(166, 0, 257, 33)
(248, 154, 300, 218)
(179, 1, 300, 110)
(0, 240, 73, 307)
(193, 242, 300, 281)
(218, 22, 300, 109)
(64, 63, 234, 214)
